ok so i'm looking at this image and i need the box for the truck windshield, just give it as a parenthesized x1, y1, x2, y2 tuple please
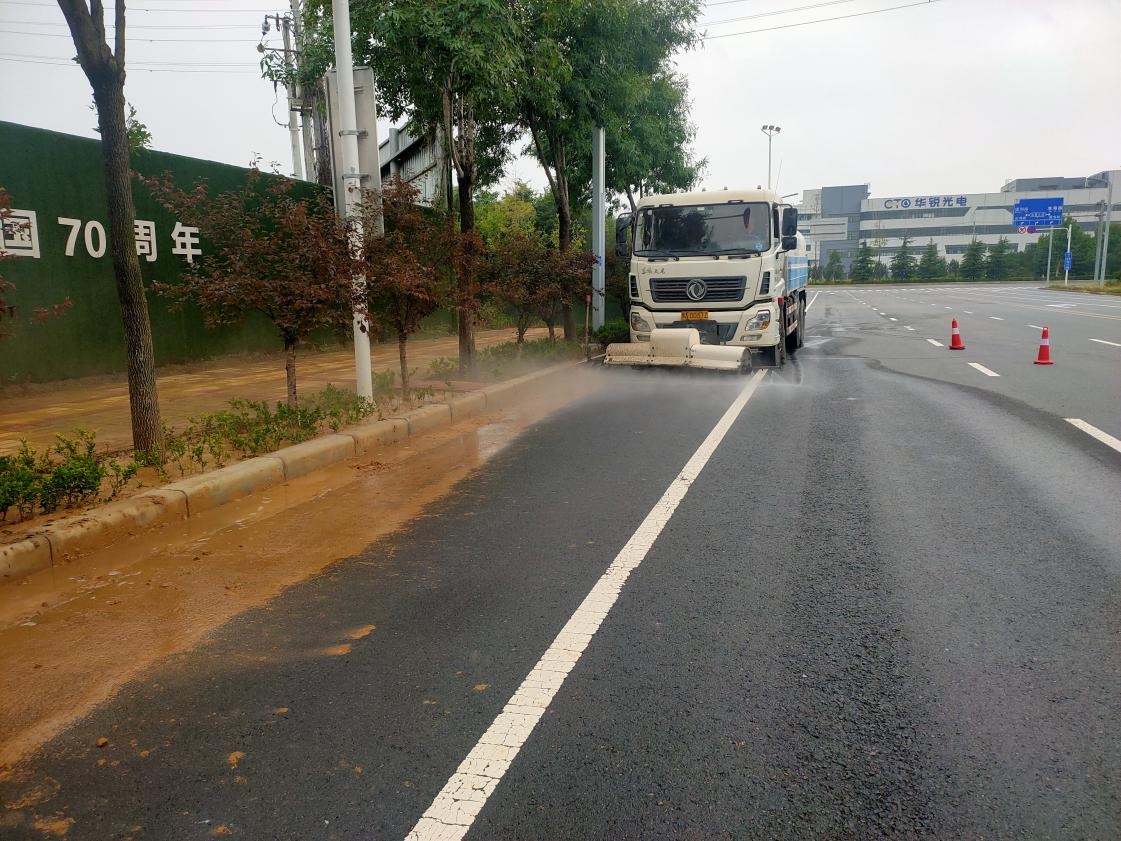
(634, 202, 770, 257)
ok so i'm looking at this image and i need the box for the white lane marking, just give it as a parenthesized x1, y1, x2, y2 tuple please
(889, 317, 898, 321)
(1028, 324, 1044, 330)
(944, 306, 952, 309)
(988, 316, 1004, 321)
(405, 370, 769, 841)
(807, 292, 820, 311)
(926, 338, 944, 347)
(968, 362, 1000, 377)
(1047, 304, 1076, 308)
(964, 310, 974, 314)
(1065, 419, 1121, 454)
(904, 326, 915, 331)
(1089, 338, 1121, 347)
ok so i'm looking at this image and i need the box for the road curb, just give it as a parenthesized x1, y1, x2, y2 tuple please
(1, 362, 580, 586)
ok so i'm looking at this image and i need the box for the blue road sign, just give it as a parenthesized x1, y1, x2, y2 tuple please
(1063, 251, 1073, 272)
(1013, 197, 1064, 229)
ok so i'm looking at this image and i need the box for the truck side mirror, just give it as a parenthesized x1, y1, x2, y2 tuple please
(781, 206, 799, 238)
(781, 236, 798, 251)
(615, 214, 633, 257)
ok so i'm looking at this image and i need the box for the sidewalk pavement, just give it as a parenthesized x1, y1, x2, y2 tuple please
(0, 327, 547, 456)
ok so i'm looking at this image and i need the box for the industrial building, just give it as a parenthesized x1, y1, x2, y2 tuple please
(797, 171, 1118, 274)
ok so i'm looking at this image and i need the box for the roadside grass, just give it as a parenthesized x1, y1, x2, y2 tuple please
(1046, 281, 1121, 296)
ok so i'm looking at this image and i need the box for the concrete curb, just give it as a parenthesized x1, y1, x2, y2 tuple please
(1, 362, 581, 585)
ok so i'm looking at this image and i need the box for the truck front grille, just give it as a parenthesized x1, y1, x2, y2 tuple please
(650, 276, 747, 304)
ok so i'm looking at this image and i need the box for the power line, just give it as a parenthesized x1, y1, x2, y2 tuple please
(1, 19, 258, 29)
(701, 0, 862, 26)
(0, 50, 257, 67)
(701, 0, 938, 40)
(0, 55, 259, 73)
(1, 27, 259, 42)
(4, 1, 279, 10)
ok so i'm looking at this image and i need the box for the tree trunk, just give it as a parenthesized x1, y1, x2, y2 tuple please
(398, 331, 410, 398)
(456, 172, 476, 375)
(59, 0, 163, 458)
(554, 170, 576, 340)
(284, 334, 298, 408)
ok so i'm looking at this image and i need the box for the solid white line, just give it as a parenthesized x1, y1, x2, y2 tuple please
(404, 370, 769, 841)
(967, 362, 1000, 377)
(1089, 338, 1121, 347)
(1065, 419, 1121, 454)
(988, 316, 1004, 321)
(807, 292, 819, 311)
(926, 338, 944, 347)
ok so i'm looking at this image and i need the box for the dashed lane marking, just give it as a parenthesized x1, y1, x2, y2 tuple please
(889, 317, 898, 321)
(404, 370, 770, 841)
(904, 326, 915, 331)
(968, 362, 1000, 377)
(964, 310, 974, 314)
(1065, 419, 1121, 455)
(1089, 338, 1121, 347)
(1029, 324, 1044, 330)
(926, 339, 944, 347)
(989, 316, 1004, 321)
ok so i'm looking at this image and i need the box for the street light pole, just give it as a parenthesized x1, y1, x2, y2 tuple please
(761, 124, 781, 191)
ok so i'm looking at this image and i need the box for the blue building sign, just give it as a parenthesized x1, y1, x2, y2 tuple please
(1013, 197, 1063, 231)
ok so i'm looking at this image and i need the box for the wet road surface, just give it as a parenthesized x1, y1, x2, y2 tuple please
(2, 284, 1119, 840)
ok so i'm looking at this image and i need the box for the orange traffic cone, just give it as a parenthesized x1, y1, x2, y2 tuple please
(1034, 326, 1054, 365)
(949, 319, 965, 350)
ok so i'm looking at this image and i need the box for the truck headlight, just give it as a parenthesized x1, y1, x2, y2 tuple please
(745, 311, 771, 330)
(630, 310, 653, 332)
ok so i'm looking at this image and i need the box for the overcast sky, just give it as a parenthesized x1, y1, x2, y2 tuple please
(2, 0, 1119, 202)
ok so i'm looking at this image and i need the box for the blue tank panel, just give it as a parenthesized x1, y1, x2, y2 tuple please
(787, 256, 809, 292)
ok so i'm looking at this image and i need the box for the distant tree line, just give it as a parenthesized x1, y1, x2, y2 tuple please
(813, 218, 1120, 283)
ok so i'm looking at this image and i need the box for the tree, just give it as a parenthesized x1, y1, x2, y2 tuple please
(960, 239, 986, 279)
(513, 0, 700, 337)
(947, 258, 961, 278)
(984, 236, 1014, 280)
(314, 0, 522, 375)
(890, 236, 917, 280)
(849, 243, 875, 281)
(144, 166, 352, 408)
(823, 251, 844, 281)
(355, 179, 454, 396)
(57, 0, 163, 456)
(92, 101, 151, 152)
(918, 239, 946, 280)
(1023, 217, 1104, 280)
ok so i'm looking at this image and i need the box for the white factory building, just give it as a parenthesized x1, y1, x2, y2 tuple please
(797, 171, 1118, 272)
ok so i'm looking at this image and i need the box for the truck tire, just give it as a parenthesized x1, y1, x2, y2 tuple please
(786, 299, 805, 354)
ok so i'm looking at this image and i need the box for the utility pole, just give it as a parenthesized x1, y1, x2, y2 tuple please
(279, 15, 303, 180)
(1064, 222, 1072, 285)
(1096, 172, 1114, 284)
(289, 0, 316, 181)
(332, 0, 373, 399)
(591, 126, 605, 332)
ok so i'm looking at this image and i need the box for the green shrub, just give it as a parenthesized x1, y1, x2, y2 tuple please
(594, 319, 630, 345)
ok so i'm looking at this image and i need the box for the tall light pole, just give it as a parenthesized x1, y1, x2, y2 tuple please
(761, 124, 781, 190)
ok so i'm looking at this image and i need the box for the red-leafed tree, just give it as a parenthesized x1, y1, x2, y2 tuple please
(353, 179, 455, 396)
(1, 188, 73, 341)
(144, 166, 352, 407)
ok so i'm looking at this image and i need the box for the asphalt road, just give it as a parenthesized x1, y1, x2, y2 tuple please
(3, 283, 1120, 840)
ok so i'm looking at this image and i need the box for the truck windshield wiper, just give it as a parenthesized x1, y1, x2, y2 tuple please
(635, 249, 680, 260)
(710, 248, 763, 257)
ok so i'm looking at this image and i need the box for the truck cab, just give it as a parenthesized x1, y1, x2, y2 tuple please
(617, 188, 808, 366)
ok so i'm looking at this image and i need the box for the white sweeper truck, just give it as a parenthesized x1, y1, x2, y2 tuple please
(604, 188, 809, 372)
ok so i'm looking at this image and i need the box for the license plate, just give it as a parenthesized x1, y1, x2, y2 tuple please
(680, 310, 710, 321)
